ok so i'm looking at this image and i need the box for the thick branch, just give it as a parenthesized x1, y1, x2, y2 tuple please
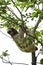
(32, 52, 36, 65)
(36, 51, 40, 58)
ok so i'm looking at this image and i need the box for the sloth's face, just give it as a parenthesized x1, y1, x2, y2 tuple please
(7, 28, 18, 37)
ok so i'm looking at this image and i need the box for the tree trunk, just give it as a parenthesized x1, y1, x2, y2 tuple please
(32, 52, 36, 65)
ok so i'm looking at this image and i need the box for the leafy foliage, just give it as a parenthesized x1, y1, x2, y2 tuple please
(0, 0, 43, 65)
(17, 0, 28, 2)
(35, 30, 43, 45)
(40, 47, 43, 54)
(0, 0, 11, 5)
(2, 50, 9, 57)
(40, 59, 43, 64)
(0, 0, 43, 45)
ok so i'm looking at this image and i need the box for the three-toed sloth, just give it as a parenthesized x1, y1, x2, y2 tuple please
(7, 27, 38, 52)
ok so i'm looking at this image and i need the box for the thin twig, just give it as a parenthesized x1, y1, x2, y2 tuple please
(0, 30, 11, 38)
(7, 6, 20, 19)
(33, 16, 41, 33)
(11, 0, 23, 20)
(12, 62, 28, 65)
(11, 0, 21, 14)
(25, 16, 31, 21)
(0, 14, 20, 27)
(36, 51, 40, 58)
(6, 6, 24, 22)
(0, 56, 28, 65)
(2, 58, 13, 65)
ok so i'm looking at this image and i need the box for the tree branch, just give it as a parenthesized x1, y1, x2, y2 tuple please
(6, 6, 24, 22)
(0, 14, 19, 26)
(11, 0, 23, 19)
(0, 17, 42, 46)
(42, 3, 43, 10)
(36, 51, 40, 58)
(0, 29, 11, 38)
(0, 56, 28, 65)
(33, 16, 41, 33)
(26, 31, 43, 45)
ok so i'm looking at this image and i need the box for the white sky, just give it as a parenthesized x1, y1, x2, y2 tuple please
(0, 4, 43, 65)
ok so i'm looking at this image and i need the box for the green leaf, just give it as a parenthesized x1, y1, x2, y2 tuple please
(34, 8, 41, 14)
(35, 31, 41, 36)
(17, 0, 28, 2)
(41, 30, 43, 35)
(41, 51, 43, 54)
(31, 0, 37, 4)
(2, 50, 9, 57)
(26, 1, 34, 10)
(40, 59, 43, 64)
(2, 52, 8, 57)
(31, 12, 38, 18)
(5, 50, 8, 52)
(0, 0, 11, 5)
(40, 11, 43, 19)
(35, 42, 38, 45)
(40, 0, 43, 3)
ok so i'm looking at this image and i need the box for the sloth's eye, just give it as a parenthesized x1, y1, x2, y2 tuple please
(7, 30, 11, 34)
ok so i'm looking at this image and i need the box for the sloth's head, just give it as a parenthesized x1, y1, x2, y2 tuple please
(7, 28, 18, 37)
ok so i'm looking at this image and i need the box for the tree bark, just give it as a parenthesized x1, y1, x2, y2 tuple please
(32, 52, 36, 65)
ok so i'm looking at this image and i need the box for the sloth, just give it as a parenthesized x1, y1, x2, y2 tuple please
(7, 27, 38, 52)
